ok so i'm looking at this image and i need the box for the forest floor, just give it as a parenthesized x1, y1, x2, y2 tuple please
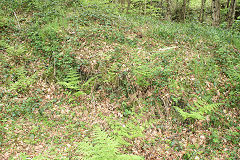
(1, 1, 240, 159)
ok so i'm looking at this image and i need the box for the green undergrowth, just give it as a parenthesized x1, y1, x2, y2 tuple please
(1, 0, 239, 159)
(76, 127, 143, 160)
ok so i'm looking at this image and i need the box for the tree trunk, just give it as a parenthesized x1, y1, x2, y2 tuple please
(113, 0, 118, 4)
(199, 0, 206, 22)
(158, 0, 163, 8)
(212, 0, 220, 26)
(175, 0, 179, 18)
(144, 0, 147, 15)
(187, 0, 190, 8)
(120, 0, 126, 12)
(126, 0, 131, 14)
(182, 0, 187, 21)
(166, 0, 171, 20)
(227, 0, 230, 8)
(227, 0, 237, 28)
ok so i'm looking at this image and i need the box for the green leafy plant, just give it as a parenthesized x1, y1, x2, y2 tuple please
(58, 69, 86, 96)
(58, 69, 100, 96)
(107, 117, 144, 146)
(174, 97, 221, 120)
(2, 96, 41, 118)
(9, 67, 36, 93)
(58, 69, 81, 91)
(76, 127, 143, 160)
(225, 65, 240, 107)
(17, 152, 51, 160)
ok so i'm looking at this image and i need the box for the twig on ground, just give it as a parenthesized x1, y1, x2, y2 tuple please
(13, 11, 21, 29)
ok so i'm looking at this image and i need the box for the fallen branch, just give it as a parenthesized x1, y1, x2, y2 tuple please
(13, 11, 21, 29)
(151, 46, 178, 53)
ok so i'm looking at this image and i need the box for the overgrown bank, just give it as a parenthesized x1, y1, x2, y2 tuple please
(0, 0, 239, 159)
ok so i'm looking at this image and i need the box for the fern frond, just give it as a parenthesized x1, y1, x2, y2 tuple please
(226, 66, 240, 82)
(77, 127, 143, 160)
(118, 155, 144, 160)
(81, 76, 97, 90)
(188, 111, 205, 120)
(58, 69, 81, 91)
(198, 103, 221, 114)
(174, 97, 222, 120)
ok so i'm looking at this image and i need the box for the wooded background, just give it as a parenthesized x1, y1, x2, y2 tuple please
(109, 0, 239, 29)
